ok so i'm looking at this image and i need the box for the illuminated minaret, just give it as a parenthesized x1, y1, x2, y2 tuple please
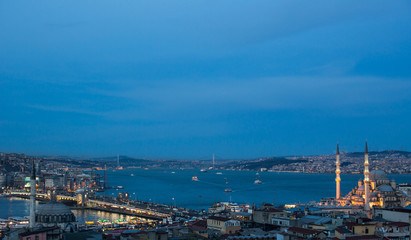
(335, 143, 341, 199)
(363, 141, 370, 211)
(30, 159, 36, 228)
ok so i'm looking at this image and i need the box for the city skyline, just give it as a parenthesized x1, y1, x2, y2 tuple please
(1, 1, 411, 158)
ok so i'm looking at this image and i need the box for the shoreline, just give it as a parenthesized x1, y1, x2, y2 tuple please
(102, 167, 411, 175)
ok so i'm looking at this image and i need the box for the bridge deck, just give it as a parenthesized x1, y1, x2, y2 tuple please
(7, 192, 171, 220)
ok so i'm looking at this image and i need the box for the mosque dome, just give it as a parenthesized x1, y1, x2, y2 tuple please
(370, 192, 378, 197)
(377, 185, 394, 192)
(352, 195, 363, 200)
(36, 202, 76, 223)
(369, 170, 388, 181)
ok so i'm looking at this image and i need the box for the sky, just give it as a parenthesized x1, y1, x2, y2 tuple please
(1, 1, 411, 159)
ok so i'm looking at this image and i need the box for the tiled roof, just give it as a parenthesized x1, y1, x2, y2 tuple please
(384, 221, 409, 227)
(287, 227, 321, 235)
(191, 220, 207, 229)
(208, 216, 230, 221)
(345, 235, 380, 240)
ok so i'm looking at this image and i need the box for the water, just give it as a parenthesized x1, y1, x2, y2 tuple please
(100, 169, 410, 209)
(1, 169, 410, 223)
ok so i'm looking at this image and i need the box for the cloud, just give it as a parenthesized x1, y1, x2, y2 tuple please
(26, 104, 104, 117)
(93, 76, 411, 121)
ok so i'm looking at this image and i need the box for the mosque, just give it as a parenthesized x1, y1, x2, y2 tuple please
(34, 196, 78, 232)
(29, 160, 78, 232)
(5, 161, 77, 239)
(334, 142, 407, 209)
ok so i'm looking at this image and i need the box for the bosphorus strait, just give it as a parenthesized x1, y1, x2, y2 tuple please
(2, 169, 409, 223)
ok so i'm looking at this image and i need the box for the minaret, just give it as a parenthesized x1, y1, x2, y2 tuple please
(335, 144, 341, 199)
(363, 141, 370, 211)
(30, 159, 36, 228)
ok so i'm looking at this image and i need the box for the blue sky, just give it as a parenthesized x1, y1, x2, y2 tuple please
(1, 1, 411, 159)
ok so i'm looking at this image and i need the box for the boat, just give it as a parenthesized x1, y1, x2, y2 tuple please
(200, 169, 207, 172)
(131, 174, 134, 177)
(224, 177, 231, 192)
(254, 179, 262, 184)
(254, 175, 262, 184)
(171, 171, 175, 174)
(192, 176, 198, 181)
(216, 172, 222, 175)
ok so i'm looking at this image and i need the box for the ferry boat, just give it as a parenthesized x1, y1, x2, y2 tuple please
(192, 176, 198, 181)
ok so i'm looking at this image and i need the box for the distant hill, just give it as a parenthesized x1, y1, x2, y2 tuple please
(345, 150, 411, 158)
(221, 157, 307, 170)
(29, 149, 410, 172)
(89, 155, 152, 166)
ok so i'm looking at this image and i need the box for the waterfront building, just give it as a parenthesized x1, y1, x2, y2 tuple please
(0, 172, 7, 187)
(44, 175, 65, 190)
